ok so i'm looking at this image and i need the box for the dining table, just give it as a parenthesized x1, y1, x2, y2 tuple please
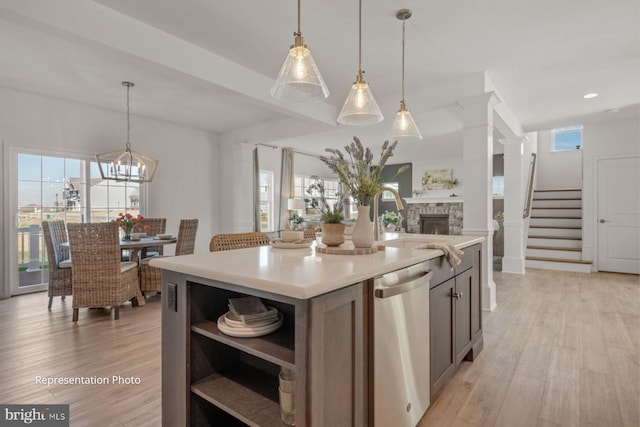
(61, 236, 178, 264)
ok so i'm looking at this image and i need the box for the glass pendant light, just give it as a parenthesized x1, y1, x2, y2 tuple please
(389, 9, 422, 141)
(337, 0, 383, 125)
(96, 82, 158, 183)
(271, 0, 329, 103)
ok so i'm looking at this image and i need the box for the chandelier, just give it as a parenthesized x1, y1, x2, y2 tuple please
(96, 82, 158, 183)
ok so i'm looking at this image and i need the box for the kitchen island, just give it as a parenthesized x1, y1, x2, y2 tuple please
(151, 233, 483, 426)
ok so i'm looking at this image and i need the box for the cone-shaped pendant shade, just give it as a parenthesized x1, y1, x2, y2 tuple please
(337, 74, 384, 125)
(271, 45, 329, 102)
(389, 102, 422, 141)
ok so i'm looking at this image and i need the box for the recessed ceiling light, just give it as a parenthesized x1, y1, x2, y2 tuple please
(583, 93, 599, 99)
(605, 108, 619, 113)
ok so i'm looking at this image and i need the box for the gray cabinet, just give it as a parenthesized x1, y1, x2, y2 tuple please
(161, 271, 367, 426)
(429, 244, 482, 401)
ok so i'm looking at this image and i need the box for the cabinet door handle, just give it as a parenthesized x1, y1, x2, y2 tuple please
(451, 292, 461, 299)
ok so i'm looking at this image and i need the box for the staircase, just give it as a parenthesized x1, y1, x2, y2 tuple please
(525, 189, 592, 273)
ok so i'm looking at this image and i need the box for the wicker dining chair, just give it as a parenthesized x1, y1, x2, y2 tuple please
(67, 222, 142, 321)
(209, 232, 270, 252)
(142, 217, 167, 257)
(139, 219, 199, 295)
(42, 220, 73, 309)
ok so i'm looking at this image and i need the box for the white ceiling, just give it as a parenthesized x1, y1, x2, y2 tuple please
(0, 0, 637, 154)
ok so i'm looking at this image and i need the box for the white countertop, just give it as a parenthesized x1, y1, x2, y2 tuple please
(150, 233, 484, 299)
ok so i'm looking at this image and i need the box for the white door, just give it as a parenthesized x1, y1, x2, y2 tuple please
(597, 156, 640, 274)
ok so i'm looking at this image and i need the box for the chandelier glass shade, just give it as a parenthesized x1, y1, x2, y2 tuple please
(337, 0, 383, 125)
(388, 9, 422, 141)
(96, 82, 158, 183)
(271, 0, 329, 103)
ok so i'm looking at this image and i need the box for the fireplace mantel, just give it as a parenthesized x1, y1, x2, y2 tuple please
(405, 197, 463, 204)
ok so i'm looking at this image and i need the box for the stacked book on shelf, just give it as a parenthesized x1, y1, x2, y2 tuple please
(217, 296, 283, 338)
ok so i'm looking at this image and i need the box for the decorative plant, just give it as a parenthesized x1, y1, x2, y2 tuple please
(381, 211, 403, 227)
(113, 213, 149, 237)
(320, 137, 398, 206)
(305, 180, 344, 224)
(289, 212, 304, 225)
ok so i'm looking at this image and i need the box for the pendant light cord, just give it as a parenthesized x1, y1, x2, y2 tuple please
(401, 17, 406, 103)
(358, 0, 362, 73)
(297, 0, 301, 36)
(125, 83, 131, 150)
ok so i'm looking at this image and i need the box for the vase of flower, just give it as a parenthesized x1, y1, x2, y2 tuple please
(352, 206, 374, 248)
(319, 137, 401, 249)
(113, 213, 148, 240)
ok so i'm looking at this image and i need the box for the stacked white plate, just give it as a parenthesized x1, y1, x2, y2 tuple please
(217, 306, 283, 338)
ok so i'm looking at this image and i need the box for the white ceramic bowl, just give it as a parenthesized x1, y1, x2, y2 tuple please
(280, 230, 303, 242)
(157, 233, 173, 240)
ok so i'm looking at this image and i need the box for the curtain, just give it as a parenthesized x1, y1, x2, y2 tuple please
(279, 148, 295, 231)
(252, 147, 260, 232)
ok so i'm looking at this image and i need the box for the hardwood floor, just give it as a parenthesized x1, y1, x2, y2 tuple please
(420, 269, 639, 427)
(0, 294, 162, 426)
(0, 269, 637, 426)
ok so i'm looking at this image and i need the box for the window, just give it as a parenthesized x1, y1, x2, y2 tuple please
(15, 152, 145, 291)
(492, 176, 504, 196)
(259, 171, 274, 232)
(381, 182, 399, 201)
(552, 126, 582, 151)
(294, 175, 340, 218)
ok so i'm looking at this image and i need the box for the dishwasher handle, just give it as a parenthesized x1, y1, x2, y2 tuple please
(375, 270, 432, 299)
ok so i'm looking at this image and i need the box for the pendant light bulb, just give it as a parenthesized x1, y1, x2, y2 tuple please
(337, 0, 384, 126)
(271, 0, 329, 103)
(389, 9, 422, 141)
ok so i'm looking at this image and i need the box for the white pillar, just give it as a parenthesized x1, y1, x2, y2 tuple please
(458, 93, 499, 312)
(231, 142, 255, 233)
(501, 136, 527, 273)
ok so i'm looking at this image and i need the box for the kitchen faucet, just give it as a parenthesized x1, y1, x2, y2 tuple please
(373, 186, 405, 241)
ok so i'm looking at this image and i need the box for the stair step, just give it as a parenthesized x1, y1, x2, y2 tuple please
(531, 208, 582, 217)
(526, 248, 583, 260)
(533, 198, 582, 201)
(527, 246, 581, 251)
(529, 226, 582, 229)
(531, 216, 582, 219)
(531, 207, 581, 210)
(530, 218, 582, 228)
(532, 199, 581, 208)
(527, 237, 582, 248)
(534, 189, 581, 192)
(528, 235, 582, 240)
(526, 256, 591, 264)
(525, 258, 592, 273)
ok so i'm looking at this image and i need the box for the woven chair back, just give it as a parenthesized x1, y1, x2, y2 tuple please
(175, 219, 198, 256)
(209, 232, 270, 252)
(42, 220, 72, 301)
(143, 217, 167, 255)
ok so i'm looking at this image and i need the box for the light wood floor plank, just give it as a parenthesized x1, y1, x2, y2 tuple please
(1, 270, 638, 427)
(495, 374, 545, 427)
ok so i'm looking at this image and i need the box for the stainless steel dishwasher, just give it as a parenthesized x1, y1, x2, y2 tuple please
(374, 262, 432, 427)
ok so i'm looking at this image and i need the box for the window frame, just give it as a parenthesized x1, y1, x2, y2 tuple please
(259, 170, 275, 233)
(551, 125, 583, 152)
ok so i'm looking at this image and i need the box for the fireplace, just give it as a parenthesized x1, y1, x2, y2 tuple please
(420, 214, 449, 235)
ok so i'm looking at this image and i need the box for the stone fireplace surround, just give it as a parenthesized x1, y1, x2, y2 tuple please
(405, 202, 463, 235)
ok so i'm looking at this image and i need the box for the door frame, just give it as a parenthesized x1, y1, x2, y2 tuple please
(593, 154, 640, 272)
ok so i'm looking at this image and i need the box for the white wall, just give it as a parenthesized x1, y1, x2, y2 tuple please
(1, 86, 219, 296)
(536, 130, 582, 189)
(581, 115, 640, 264)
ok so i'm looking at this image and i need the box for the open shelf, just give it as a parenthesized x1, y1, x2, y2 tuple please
(191, 365, 282, 427)
(192, 320, 295, 368)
